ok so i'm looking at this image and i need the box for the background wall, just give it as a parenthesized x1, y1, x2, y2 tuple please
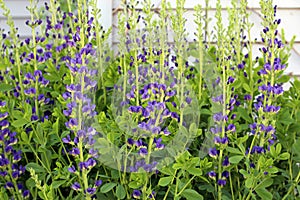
(111, 0, 300, 76)
(0, 0, 48, 39)
(1, 0, 299, 75)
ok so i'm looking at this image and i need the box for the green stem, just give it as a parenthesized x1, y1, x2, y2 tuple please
(163, 169, 178, 200)
(175, 175, 196, 197)
(282, 171, 300, 200)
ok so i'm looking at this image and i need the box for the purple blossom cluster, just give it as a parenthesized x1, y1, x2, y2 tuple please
(62, 47, 100, 196)
(249, 5, 284, 155)
(114, 55, 195, 173)
(208, 82, 238, 186)
(0, 100, 29, 199)
(22, 1, 106, 197)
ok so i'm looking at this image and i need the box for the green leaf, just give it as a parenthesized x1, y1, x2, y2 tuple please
(256, 178, 273, 190)
(242, 83, 251, 92)
(160, 167, 176, 176)
(116, 184, 126, 199)
(12, 110, 24, 120)
(26, 163, 45, 173)
(226, 147, 242, 155)
(245, 176, 254, 188)
(269, 145, 276, 158)
(256, 187, 272, 199)
(278, 75, 290, 83)
(21, 132, 29, 143)
(275, 143, 282, 155)
(11, 118, 28, 128)
(181, 189, 204, 200)
(0, 83, 14, 92)
(100, 183, 117, 193)
(239, 169, 249, 178)
(187, 168, 202, 176)
(278, 152, 290, 160)
(200, 109, 212, 115)
(294, 79, 300, 90)
(158, 176, 173, 187)
(229, 155, 244, 164)
(237, 107, 252, 123)
(128, 181, 141, 189)
(25, 178, 36, 189)
(52, 180, 66, 189)
(266, 166, 278, 174)
(292, 139, 300, 153)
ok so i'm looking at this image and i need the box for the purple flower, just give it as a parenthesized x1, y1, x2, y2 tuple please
(209, 148, 219, 158)
(151, 127, 161, 134)
(217, 179, 226, 187)
(185, 97, 192, 104)
(68, 165, 76, 173)
(213, 113, 225, 122)
(139, 148, 148, 157)
(66, 118, 78, 129)
(208, 171, 216, 179)
(222, 156, 230, 167)
(133, 190, 141, 199)
(226, 124, 236, 132)
(0, 120, 9, 129)
(244, 94, 252, 101)
(86, 188, 96, 195)
(69, 148, 80, 156)
(95, 180, 102, 187)
(5, 182, 14, 189)
(127, 138, 135, 146)
(227, 76, 235, 84)
(237, 62, 245, 69)
(62, 135, 71, 143)
(86, 158, 97, 169)
(171, 112, 179, 120)
(128, 106, 142, 113)
(154, 138, 165, 149)
(71, 182, 81, 191)
(23, 190, 30, 198)
(148, 191, 156, 199)
(222, 171, 229, 178)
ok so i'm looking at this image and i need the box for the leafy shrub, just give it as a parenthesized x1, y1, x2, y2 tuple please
(0, 0, 299, 199)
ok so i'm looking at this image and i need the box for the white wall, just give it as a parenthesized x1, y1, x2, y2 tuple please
(0, 0, 49, 39)
(112, 0, 300, 75)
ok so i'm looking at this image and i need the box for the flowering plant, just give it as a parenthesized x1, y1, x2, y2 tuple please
(0, 0, 299, 199)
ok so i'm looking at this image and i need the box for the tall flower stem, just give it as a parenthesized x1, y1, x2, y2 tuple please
(90, 0, 106, 105)
(76, 0, 91, 198)
(194, 5, 204, 100)
(29, 0, 39, 117)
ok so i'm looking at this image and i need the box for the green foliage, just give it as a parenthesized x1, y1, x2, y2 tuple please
(0, 0, 298, 199)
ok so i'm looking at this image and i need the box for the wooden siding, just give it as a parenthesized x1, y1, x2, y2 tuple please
(112, 0, 300, 75)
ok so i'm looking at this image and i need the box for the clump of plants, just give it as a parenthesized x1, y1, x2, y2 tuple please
(0, 0, 299, 199)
